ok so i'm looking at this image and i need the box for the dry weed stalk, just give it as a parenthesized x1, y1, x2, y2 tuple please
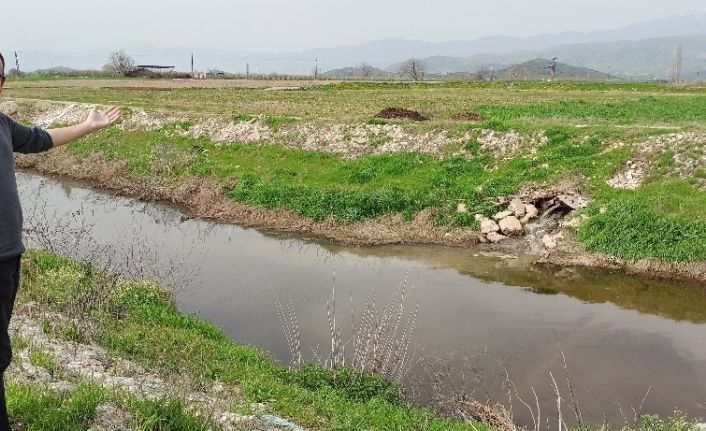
(274, 294, 302, 367)
(557, 341, 583, 428)
(277, 272, 420, 385)
(415, 351, 521, 431)
(348, 274, 419, 382)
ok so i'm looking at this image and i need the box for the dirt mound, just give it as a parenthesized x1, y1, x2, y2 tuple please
(450, 112, 486, 122)
(374, 107, 429, 122)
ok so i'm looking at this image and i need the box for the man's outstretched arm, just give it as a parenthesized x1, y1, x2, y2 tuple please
(47, 106, 122, 147)
(11, 106, 122, 154)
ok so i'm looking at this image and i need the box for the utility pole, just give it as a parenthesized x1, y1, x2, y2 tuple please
(190, 53, 194, 75)
(14, 51, 20, 76)
(246, 62, 250, 78)
(671, 46, 683, 84)
(314, 58, 319, 80)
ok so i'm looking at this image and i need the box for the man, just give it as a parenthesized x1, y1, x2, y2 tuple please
(0, 52, 121, 430)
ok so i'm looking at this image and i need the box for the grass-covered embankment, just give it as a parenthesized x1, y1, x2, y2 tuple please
(10, 249, 487, 431)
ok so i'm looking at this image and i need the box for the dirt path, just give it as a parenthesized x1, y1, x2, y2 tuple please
(4, 78, 328, 90)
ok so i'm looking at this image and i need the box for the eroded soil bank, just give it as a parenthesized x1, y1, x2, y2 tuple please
(16, 153, 706, 284)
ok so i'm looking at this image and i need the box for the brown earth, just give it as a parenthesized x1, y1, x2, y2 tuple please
(16, 151, 706, 284)
(374, 107, 429, 122)
(450, 112, 486, 122)
(4, 78, 333, 90)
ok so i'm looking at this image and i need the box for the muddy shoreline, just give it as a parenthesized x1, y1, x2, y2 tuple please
(16, 153, 706, 285)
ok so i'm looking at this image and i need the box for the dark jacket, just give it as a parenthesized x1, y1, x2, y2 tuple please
(0, 113, 54, 260)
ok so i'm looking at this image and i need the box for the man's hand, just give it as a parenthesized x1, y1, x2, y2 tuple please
(47, 105, 123, 147)
(85, 106, 122, 132)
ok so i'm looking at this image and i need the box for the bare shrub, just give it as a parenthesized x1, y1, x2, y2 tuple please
(108, 50, 135, 77)
(399, 59, 427, 81)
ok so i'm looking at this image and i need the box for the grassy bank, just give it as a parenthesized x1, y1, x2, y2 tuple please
(5, 80, 706, 264)
(12, 249, 485, 431)
(11, 250, 706, 430)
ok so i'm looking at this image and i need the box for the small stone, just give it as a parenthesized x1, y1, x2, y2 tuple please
(457, 203, 468, 214)
(478, 234, 490, 244)
(480, 218, 501, 234)
(487, 232, 506, 243)
(474, 213, 484, 221)
(493, 210, 513, 221)
(525, 204, 539, 219)
(508, 198, 526, 217)
(599, 206, 608, 214)
(521, 204, 539, 224)
(499, 216, 523, 236)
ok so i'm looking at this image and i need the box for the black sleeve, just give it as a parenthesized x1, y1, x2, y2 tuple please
(9, 116, 54, 154)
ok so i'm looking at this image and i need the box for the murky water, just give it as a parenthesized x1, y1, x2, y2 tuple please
(17, 172, 706, 427)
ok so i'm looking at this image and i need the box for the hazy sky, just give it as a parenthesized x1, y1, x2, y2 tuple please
(3, 0, 706, 53)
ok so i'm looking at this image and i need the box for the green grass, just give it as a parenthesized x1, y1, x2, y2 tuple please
(579, 182, 706, 261)
(264, 115, 298, 130)
(476, 96, 706, 124)
(126, 397, 219, 431)
(232, 113, 256, 122)
(28, 348, 57, 372)
(17, 250, 489, 431)
(311, 80, 706, 93)
(7, 383, 104, 431)
(6, 381, 222, 431)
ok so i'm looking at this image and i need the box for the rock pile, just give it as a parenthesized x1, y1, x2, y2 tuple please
(474, 198, 539, 243)
(465, 190, 590, 246)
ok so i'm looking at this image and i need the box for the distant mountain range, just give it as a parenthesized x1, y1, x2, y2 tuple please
(15, 12, 706, 79)
(323, 59, 611, 81)
(396, 35, 706, 80)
